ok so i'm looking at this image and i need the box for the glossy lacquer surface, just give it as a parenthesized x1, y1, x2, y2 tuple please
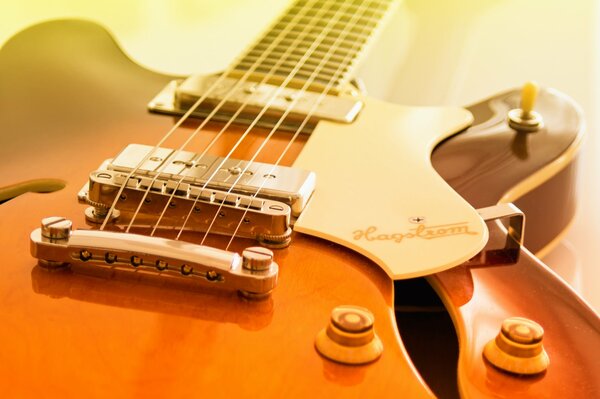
(0, 21, 434, 398)
(426, 90, 600, 397)
(1, 17, 599, 399)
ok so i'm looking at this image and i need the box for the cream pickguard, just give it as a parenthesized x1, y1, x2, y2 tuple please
(294, 97, 488, 278)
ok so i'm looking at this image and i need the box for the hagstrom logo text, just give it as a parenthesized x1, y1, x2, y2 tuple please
(352, 222, 477, 244)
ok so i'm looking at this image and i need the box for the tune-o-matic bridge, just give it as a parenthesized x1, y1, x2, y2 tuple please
(31, 217, 278, 298)
(78, 144, 316, 246)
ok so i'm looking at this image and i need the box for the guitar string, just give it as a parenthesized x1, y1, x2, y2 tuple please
(124, 0, 324, 233)
(179, 0, 365, 243)
(189, 0, 375, 245)
(126, 0, 336, 234)
(99, 0, 316, 231)
(145, 0, 354, 239)
(126, 0, 340, 235)
(147, 0, 339, 236)
(225, 2, 380, 249)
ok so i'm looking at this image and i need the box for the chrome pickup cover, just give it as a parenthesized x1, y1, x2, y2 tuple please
(78, 144, 318, 246)
(109, 144, 315, 217)
(148, 75, 363, 134)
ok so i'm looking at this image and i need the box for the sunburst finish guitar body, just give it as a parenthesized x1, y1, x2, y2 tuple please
(0, 1, 598, 397)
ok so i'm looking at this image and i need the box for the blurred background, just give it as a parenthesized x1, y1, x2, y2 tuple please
(2, 0, 598, 310)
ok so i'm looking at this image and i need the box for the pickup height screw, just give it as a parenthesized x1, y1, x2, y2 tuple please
(105, 253, 117, 264)
(131, 256, 142, 267)
(155, 260, 168, 271)
(206, 270, 220, 281)
(80, 250, 92, 262)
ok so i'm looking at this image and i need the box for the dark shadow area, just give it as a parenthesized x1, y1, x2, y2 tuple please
(395, 278, 460, 399)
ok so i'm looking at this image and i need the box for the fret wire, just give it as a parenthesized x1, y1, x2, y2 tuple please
(224, 0, 383, 248)
(237, 61, 351, 77)
(239, 53, 353, 69)
(270, 20, 377, 35)
(232, 0, 396, 91)
(237, 45, 363, 75)
(244, 45, 361, 62)
(217, 0, 381, 247)
(280, 13, 382, 25)
(292, 2, 390, 17)
(277, 16, 380, 28)
(236, 65, 351, 79)
(189, 0, 370, 243)
(230, 0, 349, 70)
(246, 46, 357, 62)
(266, 26, 373, 42)
(254, 35, 369, 50)
(238, 69, 342, 85)
(136, 0, 335, 234)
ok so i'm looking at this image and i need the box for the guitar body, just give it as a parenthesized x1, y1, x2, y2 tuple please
(0, 20, 434, 398)
(0, 19, 598, 398)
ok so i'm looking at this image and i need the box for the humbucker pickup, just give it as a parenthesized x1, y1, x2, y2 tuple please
(148, 75, 363, 134)
(78, 144, 316, 246)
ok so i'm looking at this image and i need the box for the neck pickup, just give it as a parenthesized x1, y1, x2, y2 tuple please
(148, 75, 363, 133)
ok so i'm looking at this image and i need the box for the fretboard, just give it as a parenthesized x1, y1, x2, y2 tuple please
(230, 0, 396, 94)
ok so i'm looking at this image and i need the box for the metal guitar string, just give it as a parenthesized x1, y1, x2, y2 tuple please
(124, 0, 323, 233)
(159, 0, 351, 240)
(178, 0, 363, 244)
(225, 3, 380, 249)
(146, 0, 339, 236)
(99, 0, 317, 231)
(123, 0, 328, 234)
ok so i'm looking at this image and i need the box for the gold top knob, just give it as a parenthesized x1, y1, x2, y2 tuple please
(501, 317, 544, 344)
(483, 316, 549, 375)
(508, 81, 543, 132)
(315, 305, 383, 365)
(331, 305, 374, 333)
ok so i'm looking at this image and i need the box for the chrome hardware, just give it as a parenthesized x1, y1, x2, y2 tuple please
(78, 175, 292, 246)
(477, 203, 524, 247)
(147, 75, 363, 134)
(41, 216, 72, 242)
(75, 144, 319, 246)
(77, 144, 317, 246)
(465, 203, 525, 266)
(242, 247, 274, 271)
(30, 219, 279, 297)
(106, 144, 315, 217)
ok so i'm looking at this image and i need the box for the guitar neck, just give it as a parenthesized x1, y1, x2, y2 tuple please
(230, 0, 397, 94)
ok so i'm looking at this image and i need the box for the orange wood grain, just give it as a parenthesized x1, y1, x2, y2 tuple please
(0, 116, 432, 397)
(429, 222, 600, 398)
(2, 20, 599, 399)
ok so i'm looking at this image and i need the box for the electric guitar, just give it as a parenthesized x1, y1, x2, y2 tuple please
(0, 1, 598, 397)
